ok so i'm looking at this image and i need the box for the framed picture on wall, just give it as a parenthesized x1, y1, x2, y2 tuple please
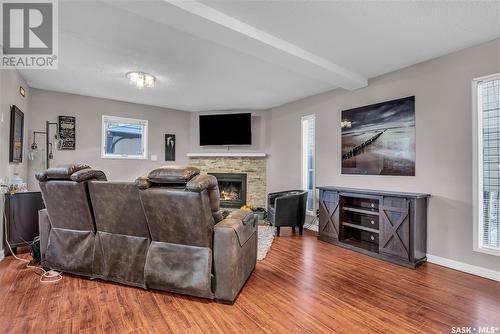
(58, 116, 76, 150)
(165, 134, 175, 161)
(9, 105, 24, 163)
(341, 96, 415, 176)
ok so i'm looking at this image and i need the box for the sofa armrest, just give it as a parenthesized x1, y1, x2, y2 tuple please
(213, 214, 257, 303)
(268, 191, 284, 208)
(226, 209, 256, 226)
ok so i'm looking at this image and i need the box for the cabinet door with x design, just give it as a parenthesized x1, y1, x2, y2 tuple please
(319, 190, 340, 241)
(380, 197, 410, 261)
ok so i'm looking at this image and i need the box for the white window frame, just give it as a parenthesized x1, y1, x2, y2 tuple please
(301, 114, 316, 216)
(473, 73, 500, 256)
(101, 115, 148, 160)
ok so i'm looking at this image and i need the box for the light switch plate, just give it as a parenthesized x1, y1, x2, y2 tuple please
(151, 154, 158, 161)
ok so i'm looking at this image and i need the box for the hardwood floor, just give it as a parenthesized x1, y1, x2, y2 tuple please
(0, 229, 499, 333)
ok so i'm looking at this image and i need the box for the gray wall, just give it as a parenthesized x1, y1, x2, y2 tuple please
(267, 39, 500, 272)
(27, 89, 190, 189)
(0, 69, 30, 257)
(0, 70, 30, 184)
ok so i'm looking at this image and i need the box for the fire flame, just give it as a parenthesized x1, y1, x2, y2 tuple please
(221, 190, 240, 201)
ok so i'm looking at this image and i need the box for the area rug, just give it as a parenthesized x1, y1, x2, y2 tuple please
(257, 225, 275, 261)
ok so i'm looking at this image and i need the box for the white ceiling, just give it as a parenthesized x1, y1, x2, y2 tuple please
(20, 0, 500, 112)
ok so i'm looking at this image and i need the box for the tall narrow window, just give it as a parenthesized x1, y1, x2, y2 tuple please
(474, 74, 500, 255)
(302, 115, 315, 214)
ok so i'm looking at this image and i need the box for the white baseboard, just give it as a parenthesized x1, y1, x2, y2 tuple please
(427, 254, 500, 282)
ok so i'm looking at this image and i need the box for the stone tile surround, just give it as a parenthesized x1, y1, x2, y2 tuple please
(188, 157, 266, 208)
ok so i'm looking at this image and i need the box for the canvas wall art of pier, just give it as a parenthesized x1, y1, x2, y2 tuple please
(341, 96, 415, 176)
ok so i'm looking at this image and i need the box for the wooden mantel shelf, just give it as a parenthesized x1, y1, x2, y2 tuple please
(187, 152, 267, 158)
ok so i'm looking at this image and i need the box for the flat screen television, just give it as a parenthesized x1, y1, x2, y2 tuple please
(199, 113, 252, 146)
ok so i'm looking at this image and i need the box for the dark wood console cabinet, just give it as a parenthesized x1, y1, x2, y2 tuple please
(317, 186, 429, 268)
(4, 191, 44, 253)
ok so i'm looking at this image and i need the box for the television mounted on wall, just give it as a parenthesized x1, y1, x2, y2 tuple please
(199, 113, 252, 146)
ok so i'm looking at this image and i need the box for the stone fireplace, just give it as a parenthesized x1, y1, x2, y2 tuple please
(188, 154, 266, 208)
(209, 173, 247, 208)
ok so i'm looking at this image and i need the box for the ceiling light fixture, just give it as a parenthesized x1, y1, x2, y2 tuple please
(126, 71, 155, 89)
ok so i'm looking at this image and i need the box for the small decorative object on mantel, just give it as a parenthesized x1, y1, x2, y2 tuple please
(165, 134, 175, 161)
(341, 96, 415, 176)
(58, 116, 76, 150)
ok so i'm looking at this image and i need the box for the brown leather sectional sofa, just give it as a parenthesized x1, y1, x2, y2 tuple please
(36, 164, 257, 303)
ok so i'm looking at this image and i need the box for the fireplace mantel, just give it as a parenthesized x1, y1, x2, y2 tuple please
(186, 152, 267, 157)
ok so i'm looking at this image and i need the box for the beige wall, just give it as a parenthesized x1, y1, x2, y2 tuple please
(267, 39, 500, 272)
(27, 89, 191, 189)
(0, 70, 30, 184)
(0, 69, 30, 257)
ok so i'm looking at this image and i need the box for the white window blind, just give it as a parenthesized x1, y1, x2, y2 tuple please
(479, 77, 500, 252)
(301, 115, 315, 214)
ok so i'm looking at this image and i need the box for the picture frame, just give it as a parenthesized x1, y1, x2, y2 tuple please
(165, 134, 175, 161)
(341, 96, 415, 176)
(58, 116, 76, 150)
(9, 105, 24, 163)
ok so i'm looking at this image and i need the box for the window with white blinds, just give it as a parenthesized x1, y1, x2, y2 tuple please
(301, 115, 315, 214)
(476, 74, 500, 255)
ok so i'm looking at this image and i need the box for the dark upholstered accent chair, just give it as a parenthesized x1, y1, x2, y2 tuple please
(268, 190, 308, 236)
(37, 164, 257, 304)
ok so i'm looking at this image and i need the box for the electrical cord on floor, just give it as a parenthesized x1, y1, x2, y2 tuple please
(2, 187, 62, 283)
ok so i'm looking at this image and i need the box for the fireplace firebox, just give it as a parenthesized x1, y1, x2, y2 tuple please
(209, 173, 247, 208)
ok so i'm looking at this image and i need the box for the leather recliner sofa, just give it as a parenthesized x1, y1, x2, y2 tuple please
(36, 164, 258, 303)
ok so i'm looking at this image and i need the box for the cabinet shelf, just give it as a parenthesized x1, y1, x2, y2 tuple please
(343, 206, 380, 216)
(342, 222, 379, 234)
(341, 237, 379, 253)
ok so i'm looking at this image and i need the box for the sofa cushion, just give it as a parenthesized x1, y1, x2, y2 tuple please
(44, 164, 91, 180)
(186, 174, 220, 214)
(71, 168, 107, 182)
(148, 166, 200, 184)
(135, 175, 152, 190)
